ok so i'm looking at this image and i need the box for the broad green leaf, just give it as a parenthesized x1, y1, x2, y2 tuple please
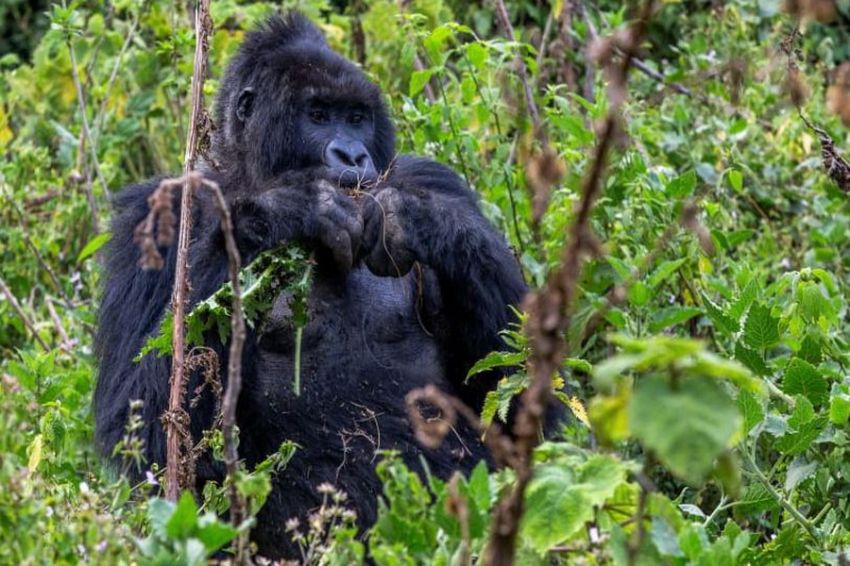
(728, 169, 743, 191)
(465, 42, 487, 68)
(166, 492, 198, 540)
(776, 397, 827, 454)
(409, 69, 433, 96)
(651, 518, 684, 557)
(648, 259, 687, 288)
(628, 281, 651, 307)
(630, 376, 739, 485)
(466, 351, 524, 380)
(195, 515, 237, 552)
(783, 358, 828, 406)
(703, 295, 738, 335)
(648, 306, 701, 333)
(729, 279, 759, 321)
(737, 390, 764, 434)
(830, 394, 850, 425)
(734, 343, 769, 376)
(798, 334, 822, 364)
(521, 454, 626, 552)
(588, 386, 631, 444)
(665, 170, 697, 198)
(742, 303, 780, 351)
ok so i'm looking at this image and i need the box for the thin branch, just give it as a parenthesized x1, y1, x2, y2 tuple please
(740, 448, 818, 540)
(493, 0, 542, 132)
(93, 3, 146, 143)
(0, 275, 49, 351)
(66, 33, 110, 206)
(483, 3, 655, 563)
(164, 0, 213, 503)
(203, 176, 249, 561)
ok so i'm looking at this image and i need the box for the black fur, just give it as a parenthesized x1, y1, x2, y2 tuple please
(95, 13, 529, 559)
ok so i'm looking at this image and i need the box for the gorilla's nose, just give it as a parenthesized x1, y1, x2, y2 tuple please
(325, 139, 377, 186)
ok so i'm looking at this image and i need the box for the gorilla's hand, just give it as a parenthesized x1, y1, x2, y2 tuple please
(234, 179, 363, 271)
(359, 187, 416, 277)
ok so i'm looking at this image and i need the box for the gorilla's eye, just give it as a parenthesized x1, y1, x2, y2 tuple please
(348, 112, 365, 125)
(310, 109, 330, 124)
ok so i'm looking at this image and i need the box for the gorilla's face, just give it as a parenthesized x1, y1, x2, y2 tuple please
(299, 96, 378, 186)
(213, 15, 395, 189)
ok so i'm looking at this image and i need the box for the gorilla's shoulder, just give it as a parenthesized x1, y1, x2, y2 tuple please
(112, 176, 169, 214)
(388, 155, 477, 202)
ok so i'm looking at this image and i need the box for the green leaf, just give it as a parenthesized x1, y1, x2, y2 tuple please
(648, 259, 687, 288)
(521, 454, 626, 552)
(776, 397, 827, 454)
(630, 376, 739, 485)
(465, 42, 487, 68)
(702, 295, 739, 335)
(166, 492, 198, 540)
(798, 334, 822, 364)
(651, 517, 684, 557)
(742, 303, 780, 351)
(648, 306, 701, 333)
(466, 351, 524, 380)
(665, 170, 697, 198)
(627, 281, 651, 307)
(195, 514, 237, 552)
(734, 343, 769, 376)
(830, 394, 850, 425)
(737, 390, 764, 434)
(783, 358, 828, 406)
(76, 232, 111, 263)
(728, 169, 743, 191)
(409, 69, 433, 96)
(729, 279, 759, 321)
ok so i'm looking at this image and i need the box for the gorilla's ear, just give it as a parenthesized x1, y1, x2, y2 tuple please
(236, 88, 255, 122)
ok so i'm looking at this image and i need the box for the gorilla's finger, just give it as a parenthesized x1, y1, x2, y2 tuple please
(327, 228, 354, 272)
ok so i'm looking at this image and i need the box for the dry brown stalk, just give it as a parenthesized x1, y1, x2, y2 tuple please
(483, 2, 656, 564)
(164, 0, 213, 502)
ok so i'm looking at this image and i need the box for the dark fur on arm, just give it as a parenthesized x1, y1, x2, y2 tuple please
(382, 156, 528, 411)
(93, 179, 255, 482)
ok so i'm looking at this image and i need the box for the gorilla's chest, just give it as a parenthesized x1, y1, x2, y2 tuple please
(255, 265, 444, 402)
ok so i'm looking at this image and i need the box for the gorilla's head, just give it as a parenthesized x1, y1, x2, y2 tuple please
(212, 13, 396, 188)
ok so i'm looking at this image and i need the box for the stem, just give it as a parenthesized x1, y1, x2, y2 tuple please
(740, 448, 818, 540)
(294, 326, 304, 396)
(164, 0, 212, 502)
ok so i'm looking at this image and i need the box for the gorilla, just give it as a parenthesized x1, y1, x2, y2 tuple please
(95, 12, 529, 558)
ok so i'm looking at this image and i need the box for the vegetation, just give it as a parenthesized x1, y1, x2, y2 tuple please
(3, 0, 850, 563)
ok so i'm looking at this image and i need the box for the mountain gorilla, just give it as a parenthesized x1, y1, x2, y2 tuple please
(95, 12, 528, 558)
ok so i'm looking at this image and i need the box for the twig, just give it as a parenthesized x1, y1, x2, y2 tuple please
(164, 0, 213, 503)
(45, 298, 74, 352)
(66, 30, 110, 207)
(493, 0, 542, 134)
(92, 3, 146, 144)
(740, 447, 818, 540)
(203, 176, 249, 561)
(2, 191, 74, 307)
(483, 3, 655, 564)
(0, 275, 49, 351)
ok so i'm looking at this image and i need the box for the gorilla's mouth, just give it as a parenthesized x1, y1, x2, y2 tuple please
(331, 166, 378, 189)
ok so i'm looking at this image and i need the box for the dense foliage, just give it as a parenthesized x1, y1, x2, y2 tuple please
(3, 0, 850, 563)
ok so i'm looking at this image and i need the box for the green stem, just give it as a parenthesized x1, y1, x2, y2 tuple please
(293, 326, 303, 396)
(740, 448, 818, 540)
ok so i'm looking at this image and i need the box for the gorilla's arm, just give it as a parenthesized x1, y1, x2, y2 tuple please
(363, 156, 528, 410)
(94, 174, 361, 478)
(94, 179, 238, 479)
